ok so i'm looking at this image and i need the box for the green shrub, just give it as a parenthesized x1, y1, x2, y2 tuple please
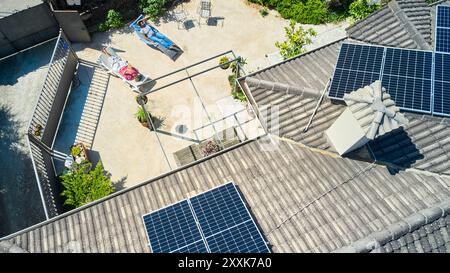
(275, 20, 316, 59)
(327, 0, 353, 11)
(139, 0, 166, 19)
(281, 0, 328, 24)
(228, 57, 248, 102)
(249, 0, 359, 24)
(98, 9, 124, 31)
(60, 161, 114, 208)
(135, 106, 147, 123)
(349, 0, 380, 21)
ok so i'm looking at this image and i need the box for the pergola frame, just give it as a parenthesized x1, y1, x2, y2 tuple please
(136, 50, 248, 170)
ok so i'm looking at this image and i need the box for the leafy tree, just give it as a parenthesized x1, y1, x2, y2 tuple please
(275, 20, 317, 59)
(98, 9, 124, 32)
(60, 161, 114, 208)
(139, 0, 166, 19)
(349, 0, 380, 22)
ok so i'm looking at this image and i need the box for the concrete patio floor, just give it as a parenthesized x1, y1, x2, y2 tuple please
(67, 0, 348, 188)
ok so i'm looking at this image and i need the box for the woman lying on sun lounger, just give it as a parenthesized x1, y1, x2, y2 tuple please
(101, 47, 142, 81)
(137, 17, 180, 50)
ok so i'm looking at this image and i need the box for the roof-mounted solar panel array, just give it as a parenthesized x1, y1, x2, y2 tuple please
(328, 5, 450, 117)
(328, 43, 434, 114)
(142, 182, 270, 253)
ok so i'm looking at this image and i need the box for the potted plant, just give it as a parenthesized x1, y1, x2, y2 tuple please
(135, 106, 149, 128)
(201, 140, 221, 157)
(70, 143, 89, 164)
(219, 56, 230, 69)
(33, 124, 43, 137)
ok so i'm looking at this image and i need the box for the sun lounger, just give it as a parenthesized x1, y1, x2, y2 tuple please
(130, 15, 182, 60)
(97, 47, 152, 92)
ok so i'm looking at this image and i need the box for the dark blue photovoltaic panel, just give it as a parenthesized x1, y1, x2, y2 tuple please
(190, 183, 251, 237)
(206, 220, 270, 253)
(434, 52, 450, 82)
(143, 182, 270, 253)
(143, 200, 202, 253)
(433, 53, 450, 116)
(328, 43, 384, 99)
(330, 69, 381, 99)
(436, 28, 450, 53)
(381, 48, 433, 112)
(171, 240, 208, 253)
(437, 5, 450, 28)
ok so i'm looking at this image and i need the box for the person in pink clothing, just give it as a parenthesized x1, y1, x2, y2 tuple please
(102, 47, 141, 81)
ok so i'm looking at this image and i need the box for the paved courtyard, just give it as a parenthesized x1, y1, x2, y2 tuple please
(67, 0, 348, 188)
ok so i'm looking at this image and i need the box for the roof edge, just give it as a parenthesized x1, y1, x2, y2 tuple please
(429, 0, 448, 7)
(0, 136, 264, 241)
(245, 77, 321, 98)
(239, 37, 347, 81)
(345, 4, 390, 32)
(334, 198, 450, 253)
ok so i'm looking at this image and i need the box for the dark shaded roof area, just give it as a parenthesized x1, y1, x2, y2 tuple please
(1, 136, 450, 253)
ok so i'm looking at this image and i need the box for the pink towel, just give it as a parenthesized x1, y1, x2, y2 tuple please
(119, 65, 138, 81)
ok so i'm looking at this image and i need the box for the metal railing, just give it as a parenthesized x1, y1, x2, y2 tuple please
(28, 136, 59, 219)
(28, 30, 76, 142)
(26, 29, 78, 220)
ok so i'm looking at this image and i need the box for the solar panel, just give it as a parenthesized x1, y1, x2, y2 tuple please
(142, 200, 203, 253)
(436, 28, 450, 53)
(328, 43, 384, 99)
(142, 182, 270, 253)
(171, 240, 209, 253)
(206, 220, 270, 253)
(436, 6, 450, 53)
(437, 5, 450, 28)
(190, 182, 251, 237)
(381, 48, 433, 113)
(433, 53, 450, 116)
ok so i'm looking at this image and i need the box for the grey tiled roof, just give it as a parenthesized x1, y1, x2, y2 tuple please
(1, 136, 450, 253)
(369, 113, 450, 175)
(347, 0, 432, 50)
(336, 199, 450, 253)
(243, 37, 450, 175)
(243, 39, 346, 152)
(397, 0, 432, 44)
